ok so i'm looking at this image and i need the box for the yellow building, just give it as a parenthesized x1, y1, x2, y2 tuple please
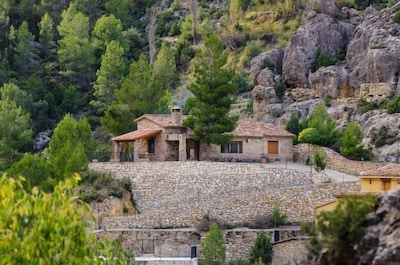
(314, 163, 400, 218)
(359, 164, 400, 192)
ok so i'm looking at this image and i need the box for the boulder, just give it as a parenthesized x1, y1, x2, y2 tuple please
(256, 68, 275, 87)
(346, 5, 400, 89)
(250, 48, 284, 85)
(283, 12, 355, 88)
(309, 65, 350, 99)
(356, 111, 400, 161)
(359, 83, 396, 105)
(357, 189, 400, 265)
(308, 0, 337, 16)
(251, 85, 280, 118)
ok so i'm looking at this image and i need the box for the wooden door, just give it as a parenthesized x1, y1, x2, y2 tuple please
(268, 141, 279, 155)
(382, 179, 391, 191)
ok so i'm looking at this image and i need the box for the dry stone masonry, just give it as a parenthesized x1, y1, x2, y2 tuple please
(89, 161, 360, 229)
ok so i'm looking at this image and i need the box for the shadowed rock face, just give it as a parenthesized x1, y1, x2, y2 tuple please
(357, 188, 400, 265)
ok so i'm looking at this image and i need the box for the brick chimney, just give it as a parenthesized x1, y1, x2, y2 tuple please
(171, 106, 182, 126)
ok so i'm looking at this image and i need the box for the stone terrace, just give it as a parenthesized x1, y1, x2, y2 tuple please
(89, 162, 360, 229)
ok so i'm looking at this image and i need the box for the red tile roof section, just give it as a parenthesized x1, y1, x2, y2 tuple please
(233, 119, 294, 138)
(360, 163, 400, 177)
(111, 129, 161, 142)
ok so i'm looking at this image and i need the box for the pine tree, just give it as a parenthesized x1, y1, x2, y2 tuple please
(91, 40, 126, 116)
(201, 222, 226, 265)
(183, 34, 238, 159)
(249, 232, 273, 265)
(102, 54, 166, 135)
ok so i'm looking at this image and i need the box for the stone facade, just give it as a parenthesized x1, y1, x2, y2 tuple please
(95, 228, 304, 261)
(89, 161, 360, 229)
(359, 83, 395, 105)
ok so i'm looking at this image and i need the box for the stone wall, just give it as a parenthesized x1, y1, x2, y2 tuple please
(95, 228, 304, 261)
(293, 144, 385, 175)
(89, 161, 360, 228)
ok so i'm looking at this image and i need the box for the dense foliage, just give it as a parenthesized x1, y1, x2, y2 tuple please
(249, 232, 273, 265)
(305, 194, 377, 265)
(201, 222, 226, 265)
(0, 174, 133, 265)
(340, 121, 372, 161)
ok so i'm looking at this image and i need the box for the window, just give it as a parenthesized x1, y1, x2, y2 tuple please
(147, 138, 155, 153)
(267, 141, 279, 155)
(221, 142, 243, 153)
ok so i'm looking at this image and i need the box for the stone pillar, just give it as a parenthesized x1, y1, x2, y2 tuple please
(112, 142, 120, 162)
(178, 135, 187, 161)
(134, 140, 139, 161)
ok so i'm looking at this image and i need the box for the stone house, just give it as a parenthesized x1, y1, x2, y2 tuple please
(111, 107, 294, 162)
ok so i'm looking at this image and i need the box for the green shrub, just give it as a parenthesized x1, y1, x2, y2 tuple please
(274, 82, 286, 100)
(386, 94, 400, 114)
(311, 48, 335, 72)
(270, 205, 287, 227)
(371, 126, 397, 147)
(359, 98, 379, 114)
(263, 57, 275, 71)
(249, 232, 273, 265)
(234, 72, 252, 93)
(270, 109, 285, 118)
(313, 150, 326, 172)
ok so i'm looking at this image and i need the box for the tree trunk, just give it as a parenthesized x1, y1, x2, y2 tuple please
(148, 8, 157, 64)
(190, 0, 198, 45)
(205, 143, 211, 160)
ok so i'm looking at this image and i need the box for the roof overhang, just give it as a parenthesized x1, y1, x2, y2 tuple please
(112, 129, 161, 142)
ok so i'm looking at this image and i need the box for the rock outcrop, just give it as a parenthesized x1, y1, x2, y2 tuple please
(357, 188, 400, 265)
(282, 4, 356, 88)
(250, 1, 400, 161)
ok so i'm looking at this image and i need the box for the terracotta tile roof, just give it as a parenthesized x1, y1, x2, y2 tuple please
(112, 129, 161, 142)
(360, 164, 400, 177)
(233, 119, 294, 138)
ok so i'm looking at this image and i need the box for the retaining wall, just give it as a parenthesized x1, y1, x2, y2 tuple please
(293, 144, 385, 175)
(89, 161, 360, 228)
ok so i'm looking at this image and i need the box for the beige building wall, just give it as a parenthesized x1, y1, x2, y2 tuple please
(205, 137, 293, 162)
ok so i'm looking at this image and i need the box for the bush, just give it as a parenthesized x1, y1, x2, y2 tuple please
(249, 232, 273, 265)
(358, 98, 379, 114)
(274, 82, 286, 100)
(386, 94, 400, 114)
(311, 48, 335, 72)
(313, 150, 326, 172)
(270, 205, 287, 228)
(196, 214, 225, 232)
(371, 126, 397, 147)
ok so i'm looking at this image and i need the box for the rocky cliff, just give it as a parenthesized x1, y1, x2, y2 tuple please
(251, 0, 400, 162)
(357, 188, 400, 265)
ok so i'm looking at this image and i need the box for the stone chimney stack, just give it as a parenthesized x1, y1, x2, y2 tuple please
(171, 106, 182, 126)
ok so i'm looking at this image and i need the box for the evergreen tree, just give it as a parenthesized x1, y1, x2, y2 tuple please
(285, 114, 302, 144)
(91, 40, 126, 117)
(13, 21, 39, 80)
(0, 98, 32, 168)
(249, 232, 273, 265)
(102, 54, 166, 135)
(307, 104, 340, 147)
(340, 121, 371, 161)
(183, 34, 238, 159)
(92, 14, 128, 54)
(201, 222, 226, 265)
(45, 114, 96, 178)
(38, 13, 56, 61)
(154, 42, 177, 90)
(8, 153, 54, 192)
(57, 3, 95, 91)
